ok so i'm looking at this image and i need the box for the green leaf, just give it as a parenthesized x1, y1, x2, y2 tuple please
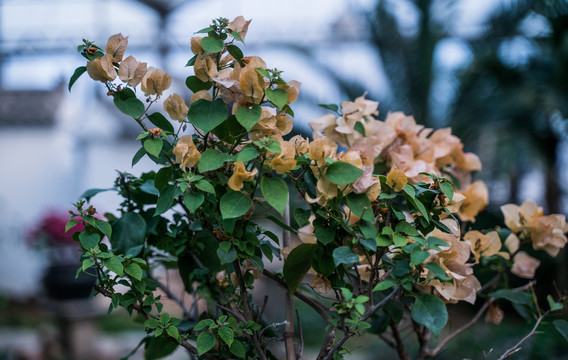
(318, 103, 339, 113)
(194, 319, 215, 331)
(103, 256, 124, 276)
(439, 181, 454, 202)
(185, 54, 197, 67)
(393, 233, 408, 247)
(410, 247, 430, 266)
(187, 99, 228, 134)
(217, 246, 237, 264)
(148, 113, 175, 133)
(198, 149, 230, 173)
(154, 184, 176, 216)
(425, 262, 452, 281)
(354, 121, 366, 136)
(293, 208, 311, 227)
(220, 191, 252, 219)
(218, 327, 234, 347)
(264, 88, 288, 109)
(265, 214, 298, 234)
(68, 66, 86, 91)
(235, 104, 262, 131)
(373, 280, 395, 292)
(166, 325, 179, 340)
(395, 221, 420, 236)
(426, 237, 449, 251)
(233, 147, 258, 162)
(490, 289, 533, 307)
(93, 219, 112, 239)
(183, 192, 204, 212)
(255, 68, 270, 78)
(65, 219, 79, 233)
(185, 75, 212, 93)
(315, 227, 335, 245)
(227, 44, 244, 64)
(132, 147, 146, 166)
(346, 193, 374, 222)
(113, 91, 145, 118)
(261, 177, 288, 216)
(358, 220, 379, 240)
(553, 320, 568, 342)
(392, 261, 411, 277)
(201, 36, 224, 53)
(547, 295, 564, 311)
(144, 318, 160, 329)
(144, 335, 178, 359)
(195, 27, 214, 34)
(195, 180, 216, 195)
(79, 232, 100, 250)
(80, 187, 114, 201)
(229, 30, 244, 43)
(196, 332, 216, 356)
(111, 212, 147, 256)
(411, 295, 448, 336)
(229, 340, 246, 358)
(283, 243, 317, 292)
(125, 263, 143, 281)
(144, 138, 163, 158)
(332, 246, 359, 267)
(154, 167, 173, 192)
(82, 258, 95, 271)
(325, 162, 364, 185)
(406, 195, 430, 222)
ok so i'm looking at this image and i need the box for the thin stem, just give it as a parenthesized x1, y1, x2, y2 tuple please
(497, 312, 547, 360)
(320, 287, 401, 360)
(233, 262, 267, 360)
(390, 319, 411, 360)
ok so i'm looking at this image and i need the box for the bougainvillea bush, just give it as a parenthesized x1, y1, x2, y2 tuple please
(68, 16, 568, 359)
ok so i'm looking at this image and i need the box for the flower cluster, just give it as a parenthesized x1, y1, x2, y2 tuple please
(69, 17, 568, 359)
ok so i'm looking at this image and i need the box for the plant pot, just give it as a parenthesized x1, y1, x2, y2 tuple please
(42, 264, 96, 300)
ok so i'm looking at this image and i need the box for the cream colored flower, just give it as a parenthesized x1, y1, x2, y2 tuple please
(105, 33, 128, 63)
(141, 67, 171, 98)
(118, 55, 147, 87)
(163, 93, 189, 123)
(501, 199, 543, 233)
(528, 214, 568, 257)
(464, 230, 502, 263)
(190, 90, 212, 104)
(194, 53, 218, 82)
(458, 180, 489, 223)
(228, 162, 257, 191)
(511, 251, 541, 279)
(228, 16, 252, 41)
(386, 166, 407, 192)
(173, 135, 200, 172)
(86, 54, 117, 82)
(269, 140, 297, 174)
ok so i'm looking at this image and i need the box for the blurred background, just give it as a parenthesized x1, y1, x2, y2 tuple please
(0, 0, 567, 359)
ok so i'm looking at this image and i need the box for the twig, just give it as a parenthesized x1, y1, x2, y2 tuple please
(282, 201, 297, 360)
(296, 310, 304, 358)
(216, 304, 246, 322)
(426, 280, 537, 357)
(150, 274, 192, 319)
(497, 313, 547, 360)
(391, 319, 411, 360)
(233, 262, 267, 360)
(320, 286, 401, 360)
(257, 295, 269, 322)
(94, 285, 198, 355)
(259, 321, 288, 338)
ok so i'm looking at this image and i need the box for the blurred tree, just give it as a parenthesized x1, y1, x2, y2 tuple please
(366, 0, 568, 213)
(451, 0, 568, 213)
